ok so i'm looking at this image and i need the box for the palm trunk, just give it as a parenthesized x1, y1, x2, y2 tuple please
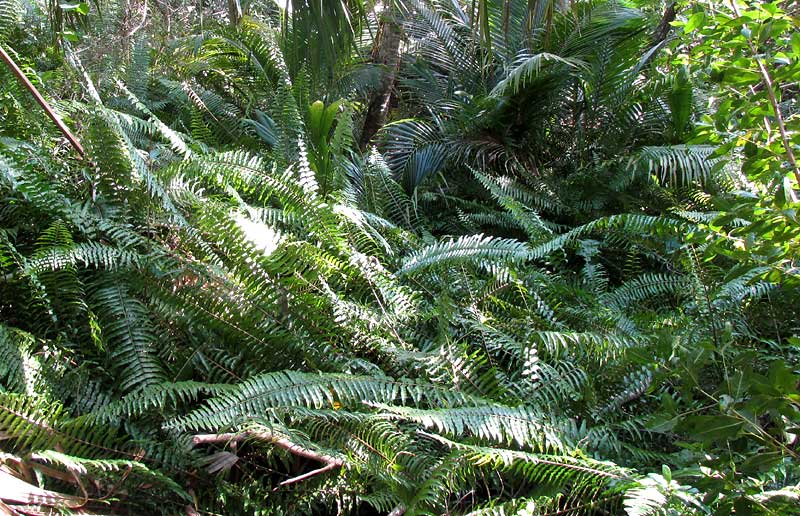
(359, 1, 401, 149)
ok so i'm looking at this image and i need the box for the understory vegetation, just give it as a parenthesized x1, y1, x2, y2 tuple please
(0, 0, 799, 514)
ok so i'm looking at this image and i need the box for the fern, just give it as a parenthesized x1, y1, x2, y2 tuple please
(630, 145, 718, 187)
(399, 234, 529, 275)
(32, 449, 191, 500)
(0, 392, 121, 457)
(0, 0, 20, 41)
(529, 214, 695, 260)
(169, 370, 484, 433)
(90, 282, 166, 393)
(0, 4, 796, 515)
(0, 325, 33, 393)
(373, 404, 570, 451)
(425, 432, 628, 489)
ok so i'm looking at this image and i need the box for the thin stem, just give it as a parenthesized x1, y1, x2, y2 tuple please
(193, 429, 345, 486)
(0, 44, 85, 157)
(729, 1, 800, 186)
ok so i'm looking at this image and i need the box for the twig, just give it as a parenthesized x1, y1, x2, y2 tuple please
(192, 430, 345, 486)
(125, 0, 149, 38)
(0, 44, 85, 157)
(276, 462, 339, 487)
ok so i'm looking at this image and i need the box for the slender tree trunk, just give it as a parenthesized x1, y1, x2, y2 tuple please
(638, 3, 677, 69)
(652, 2, 677, 45)
(359, 1, 402, 149)
(228, 0, 242, 26)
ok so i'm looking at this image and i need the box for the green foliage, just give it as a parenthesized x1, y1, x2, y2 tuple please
(0, 0, 21, 41)
(0, 0, 798, 514)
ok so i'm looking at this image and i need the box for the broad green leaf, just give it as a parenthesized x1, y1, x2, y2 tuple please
(59, 1, 89, 14)
(790, 32, 800, 57)
(684, 12, 706, 33)
(685, 415, 743, 443)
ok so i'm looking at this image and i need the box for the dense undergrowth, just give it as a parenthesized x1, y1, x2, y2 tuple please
(0, 0, 799, 514)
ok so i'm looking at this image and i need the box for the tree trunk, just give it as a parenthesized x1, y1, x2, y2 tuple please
(359, 1, 402, 149)
(652, 2, 677, 45)
(228, 0, 242, 26)
(638, 3, 677, 69)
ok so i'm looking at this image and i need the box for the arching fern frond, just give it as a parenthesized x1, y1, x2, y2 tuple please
(630, 145, 719, 187)
(169, 370, 484, 433)
(373, 404, 571, 452)
(529, 214, 695, 260)
(399, 234, 529, 276)
(0, 392, 122, 457)
(424, 432, 628, 491)
(600, 273, 687, 311)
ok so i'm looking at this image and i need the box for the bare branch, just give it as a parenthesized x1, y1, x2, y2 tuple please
(192, 430, 345, 486)
(0, 44, 85, 157)
(124, 0, 149, 39)
(277, 462, 340, 487)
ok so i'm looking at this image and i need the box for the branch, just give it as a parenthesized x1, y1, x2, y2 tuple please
(276, 462, 340, 487)
(0, 44, 85, 157)
(192, 430, 345, 486)
(124, 0, 149, 38)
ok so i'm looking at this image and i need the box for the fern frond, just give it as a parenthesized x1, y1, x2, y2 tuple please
(31, 450, 191, 500)
(0, 325, 34, 393)
(90, 381, 231, 423)
(115, 81, 192, 158)
(373, 404, 570, 452)
(630, 145, 718, 187)
(600, 273, 687, 311)
(424, 431, 628, 487)
(399, 234, 529, 276)
(169, 371, 483, 433)
(0, 0, 21, 41)
(0, 392, 121, 457)
(529, 214, 694, 260)
(90, 282, 166, 393)
(472, 168, 569, 216)
(530, 331, 640, 359)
